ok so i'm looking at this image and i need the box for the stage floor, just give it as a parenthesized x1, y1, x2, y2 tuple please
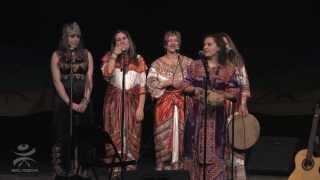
(0, 162, 289, 180)
(0, 112, 310, 180)
(0, 173, 288, 180)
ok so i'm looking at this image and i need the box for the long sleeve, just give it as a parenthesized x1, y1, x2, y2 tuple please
(136, 55, 148, 94)
(236, 65, 251, 98)
(146, 61, 165, 98)
(101, 52, 113, 81)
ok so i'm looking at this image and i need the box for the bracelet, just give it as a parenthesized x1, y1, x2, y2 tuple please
(81, 97, 90, 105)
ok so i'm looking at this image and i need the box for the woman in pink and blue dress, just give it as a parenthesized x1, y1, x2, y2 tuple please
(183, 33, 244, 180)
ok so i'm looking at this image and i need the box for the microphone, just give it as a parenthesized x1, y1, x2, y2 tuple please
(119, 48, 128, 72)
(198, 50, 205, 58)
(69, 48, 75, 54)
(175, 47, 180, 53)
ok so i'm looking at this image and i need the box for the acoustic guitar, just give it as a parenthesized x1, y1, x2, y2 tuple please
(288, 104, 320, 180)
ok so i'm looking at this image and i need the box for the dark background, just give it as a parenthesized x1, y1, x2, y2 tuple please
(0, 0, 319, 175)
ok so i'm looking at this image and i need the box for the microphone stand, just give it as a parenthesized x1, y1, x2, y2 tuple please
(201, 57, 209, 180)
(120, 51, 127, 180)
(68, 49, 75, 179)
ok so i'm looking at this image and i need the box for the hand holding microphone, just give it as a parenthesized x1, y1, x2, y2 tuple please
(112, 45, 123, 56)
(111, 45, 127, 59)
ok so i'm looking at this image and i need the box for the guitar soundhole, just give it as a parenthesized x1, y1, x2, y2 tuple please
(302, 159, 314, 171)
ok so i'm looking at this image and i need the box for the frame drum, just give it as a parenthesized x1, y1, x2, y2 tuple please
(228, 113, 260, 150)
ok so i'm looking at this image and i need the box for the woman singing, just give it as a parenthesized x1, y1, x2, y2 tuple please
(101, 30, 147, 171)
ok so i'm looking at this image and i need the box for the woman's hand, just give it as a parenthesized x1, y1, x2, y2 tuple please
(71, 103, 81, 112)
(238, 104, 249, 116)
(136, 107, 144, 122)
(78, 102, 88, 113)
(158, 80, 172, 89)
(112, 45, 123, 56)
(194, 87, 204, 97)
(172, 80, 184, 90)
(71, 102, 87, 113)
(207, 90, 224, 106)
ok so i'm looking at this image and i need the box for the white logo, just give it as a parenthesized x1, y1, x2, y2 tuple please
(11, 144, 39, 173)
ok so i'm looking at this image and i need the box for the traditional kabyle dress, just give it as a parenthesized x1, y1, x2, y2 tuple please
(101, 52, 147, 169)
(147, 55, 192, 170)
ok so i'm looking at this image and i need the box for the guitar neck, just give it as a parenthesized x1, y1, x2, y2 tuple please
(306, 104, 320, 159)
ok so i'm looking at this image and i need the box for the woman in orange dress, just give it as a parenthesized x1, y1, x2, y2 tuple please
(101, 30, 147, 171)
(147, 30, 193, 170)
